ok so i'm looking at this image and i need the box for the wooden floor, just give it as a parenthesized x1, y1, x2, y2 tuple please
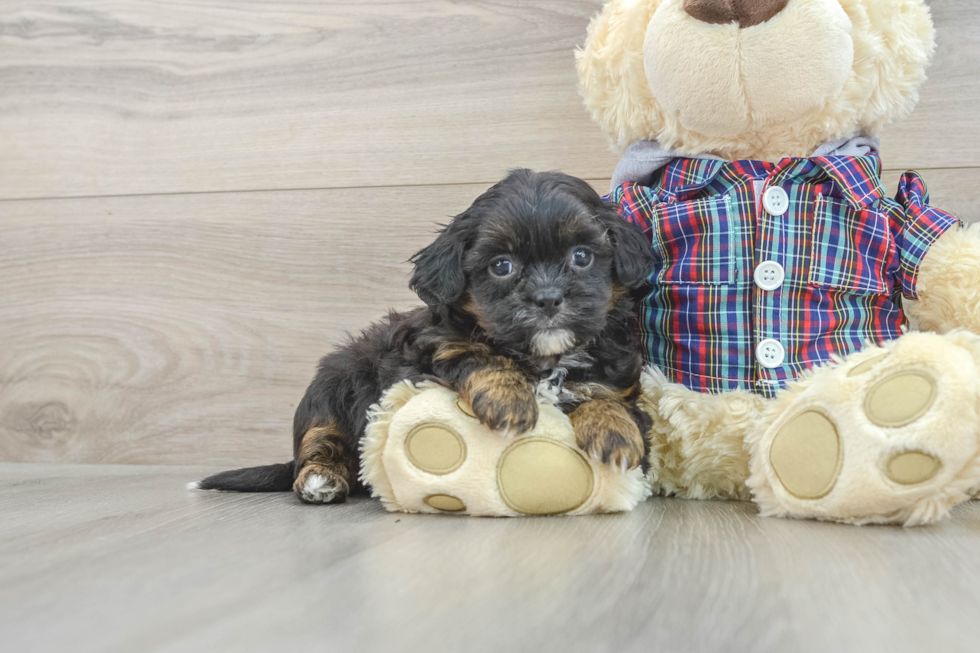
(1, 463, 979, 653)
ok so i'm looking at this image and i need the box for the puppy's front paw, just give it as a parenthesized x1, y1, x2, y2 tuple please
(571, 400, 645, 470)
(462, 367, 538, 436)
(293, 464, 349, 504)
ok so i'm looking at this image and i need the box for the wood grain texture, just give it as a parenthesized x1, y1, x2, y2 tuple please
(1, 463, 979, 653)
(0, 0, 616, 199)
(0, 184, 487, 465)
(1, 0, 978, 200)
(1, 171, 977, 466)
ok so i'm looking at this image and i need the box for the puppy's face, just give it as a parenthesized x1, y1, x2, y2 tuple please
(461, 187, 620, 357)
(411, 170, 654, 358)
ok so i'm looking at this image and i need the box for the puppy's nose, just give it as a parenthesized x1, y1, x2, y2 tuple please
(684, 0, 788, 28)
(533, 288, 564, 316)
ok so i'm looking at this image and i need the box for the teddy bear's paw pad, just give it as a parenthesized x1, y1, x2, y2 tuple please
(885, 451, 943, 486)
(497, 437, 594, 515)
(847, 352, 890, 377)
(405, 424, 467, 475)
(455, 398, 477, 419)
(769, 411, 843, 500)
(863, 370, 938, 428)
(423, 494, 467, 512)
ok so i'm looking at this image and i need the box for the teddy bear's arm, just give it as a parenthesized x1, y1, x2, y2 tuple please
(905, 223, 980, 334)
(885, 171, 980, 334)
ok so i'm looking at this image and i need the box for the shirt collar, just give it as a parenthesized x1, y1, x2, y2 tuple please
(656, 152, 885, 210)
(809, 153, 886, 209)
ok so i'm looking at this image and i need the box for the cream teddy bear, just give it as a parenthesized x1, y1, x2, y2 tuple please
(363, 0, 980, 525)
(576, 0, 980, 525)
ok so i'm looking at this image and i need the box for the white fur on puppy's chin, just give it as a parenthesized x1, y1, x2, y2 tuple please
(531, 329, 575, 356)
(577, 0, 936, 159)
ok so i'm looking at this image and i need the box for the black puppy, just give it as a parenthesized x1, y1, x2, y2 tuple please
(195, 169, 655, 504)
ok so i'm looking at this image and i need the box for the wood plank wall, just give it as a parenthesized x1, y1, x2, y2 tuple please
(2, 1, 978, 466)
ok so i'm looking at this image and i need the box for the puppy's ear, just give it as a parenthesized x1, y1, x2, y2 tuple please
(409, 210, 476, 307)
(545, 173, 654, 289)
(595, 203, 655, 289)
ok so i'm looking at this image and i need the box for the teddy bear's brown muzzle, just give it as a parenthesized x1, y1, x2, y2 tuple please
(684, 0, 788, 28)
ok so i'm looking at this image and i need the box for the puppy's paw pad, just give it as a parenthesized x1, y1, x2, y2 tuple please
(769, 410, 842, 500)
(864, 370, 938, 428)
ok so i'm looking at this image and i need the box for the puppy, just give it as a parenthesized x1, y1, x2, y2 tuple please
(194, 169, 655, 504)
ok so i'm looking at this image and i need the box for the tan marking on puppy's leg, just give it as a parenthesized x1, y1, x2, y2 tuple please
(460, 363, 538, 436)
(571, 395, 645, 470)
(567, 381, 639, 402)
(432, 340, 537, 435)
(294, 422, 350, 504)
(433, 340, 493, 364)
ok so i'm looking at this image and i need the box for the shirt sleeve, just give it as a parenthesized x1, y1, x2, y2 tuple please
(891, 171, 961, 299)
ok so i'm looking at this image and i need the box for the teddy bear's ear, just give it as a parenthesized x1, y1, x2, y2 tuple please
(409, 208, 479, 307)
(576, 0, 667, 153)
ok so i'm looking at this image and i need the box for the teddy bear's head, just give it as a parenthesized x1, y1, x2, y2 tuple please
(577, 0, 935, 161)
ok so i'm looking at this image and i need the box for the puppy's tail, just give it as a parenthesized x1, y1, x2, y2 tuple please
(189, 461, 295, 493)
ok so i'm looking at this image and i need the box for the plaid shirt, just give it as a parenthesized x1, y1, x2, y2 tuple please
(611, 154, 959, 397)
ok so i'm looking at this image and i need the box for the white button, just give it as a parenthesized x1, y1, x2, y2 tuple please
(763, 187, 789, 216)
(756, 339, 786, 369)
(754, 261, 785, 291)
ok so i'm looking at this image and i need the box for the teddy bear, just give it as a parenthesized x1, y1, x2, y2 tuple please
(575, 0, 980, 525)
(362, 0, 980, 525)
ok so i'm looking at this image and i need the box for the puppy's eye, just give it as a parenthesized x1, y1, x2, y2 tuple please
(571, 248, 593, 269)
(489, 257, 515, 277)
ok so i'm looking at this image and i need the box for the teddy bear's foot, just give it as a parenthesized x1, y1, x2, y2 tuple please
(747, 331, 980, 526)
(360, 381, 651, 516)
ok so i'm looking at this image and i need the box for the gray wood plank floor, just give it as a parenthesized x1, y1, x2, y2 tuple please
(2, 463, 979, 653)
